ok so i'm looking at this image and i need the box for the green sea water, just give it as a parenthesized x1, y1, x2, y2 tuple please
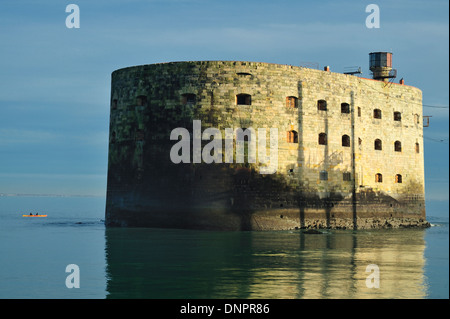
(0, 196, 448, 299)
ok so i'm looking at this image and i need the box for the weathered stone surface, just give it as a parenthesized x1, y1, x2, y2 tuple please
(105, 61, 427, 230)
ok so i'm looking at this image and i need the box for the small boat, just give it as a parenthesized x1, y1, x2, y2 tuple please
(22, 214, 47, 217)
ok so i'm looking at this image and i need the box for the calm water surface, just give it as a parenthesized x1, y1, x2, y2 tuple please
(0, 196, 448, 299)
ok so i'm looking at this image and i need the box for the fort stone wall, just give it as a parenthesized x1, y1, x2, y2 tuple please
(105, 61, 428, 230)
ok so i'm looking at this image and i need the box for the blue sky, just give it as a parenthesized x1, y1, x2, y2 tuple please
(0, 0, 448, 199)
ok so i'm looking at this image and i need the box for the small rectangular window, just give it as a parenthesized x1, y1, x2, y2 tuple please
(237, 94, 251, 105)
(373, 109, 382, 119)
(343, 172, 351, 181)
(341, 103, 350, 114)
(320, 170, 328, 181)
(317, 100, 327, 111)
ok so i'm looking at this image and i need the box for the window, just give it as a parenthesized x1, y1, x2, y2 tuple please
(374, 139, 382, 150)
(358, 107, 361, 117)
(415, 142, 420, 153)
(343, 172, 352, 181)
(181, 93, 196, 105)
(320, 170, 328, 181)
(394, 111, 401, 121)
(342, 134, 350, 147)
(358, 138, 362, 146)
(317, 100, 327, 111)
(286, 96, 298, 108)
(394, 141, 402, 152)
(373, 109, 382, 119)
(375, 173, 383, 183)
(237, 93, 251, 105)
(395, 174, 403, 183)
(112, 99, 118, 110)
(287, 130, 298, 143)
(136, 95, 147, 106)
(319, 133, 327, 145)
(341, 103, 350, 114)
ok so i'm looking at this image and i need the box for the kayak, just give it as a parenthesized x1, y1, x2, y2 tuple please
(23, 215, 47, 217)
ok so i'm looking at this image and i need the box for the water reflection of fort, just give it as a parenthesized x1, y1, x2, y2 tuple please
(105, 228, 427, 299)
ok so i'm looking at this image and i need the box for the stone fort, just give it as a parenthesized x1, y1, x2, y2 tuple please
(105, 52, 429, 230)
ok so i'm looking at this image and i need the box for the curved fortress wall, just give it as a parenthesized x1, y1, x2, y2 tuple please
(106, 61, 428, 230)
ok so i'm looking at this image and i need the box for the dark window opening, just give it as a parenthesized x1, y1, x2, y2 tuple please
(358, 107, 361, 117)
(181, 93, 196, 105)
(237, 94, 251, 105)
(394, 111, 401, 121)
(395, 174, 403, 183)
(317, 100, 327, 111)
(237, 72, 252, 76)
(112, 99, 118, 110)
(319, 133, 327, 145)
(342, 134, 350, 147)
(415, 143, 420, 153)
(375, 173, 383, 183)
(394, 141, 402, 152)
(286, 96, 298, 108)
(287, 130, 298, 143)
(343, 172, 352, 181)
(358, 137, 362, 146)
(373, 109, 382, 119)
(320, 170, 328, 181)
(374, 139, 382, 150)
(341, 103, 350, 114)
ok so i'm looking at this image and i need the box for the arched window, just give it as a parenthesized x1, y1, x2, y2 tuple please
(373, 109, 382, 119)
(318, 133, 327, 145)
(374, 139, 382, 150)
(286, 96, 298, 108)
(317, 100, 327, 111)
(375, 173, 383, 183)
(181, 93, 196, 105)
(415, 142, 420, 153)
(395, 174, 403, 183)
(236, 93, 251, 105)
(136, 95, 147, 106)
(394, 111, 401, 121)
(341, 103, 350, 114)
(394, 141, 402, 152)
(287, 130, 298, 143)
(342, 134, 350, 147)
